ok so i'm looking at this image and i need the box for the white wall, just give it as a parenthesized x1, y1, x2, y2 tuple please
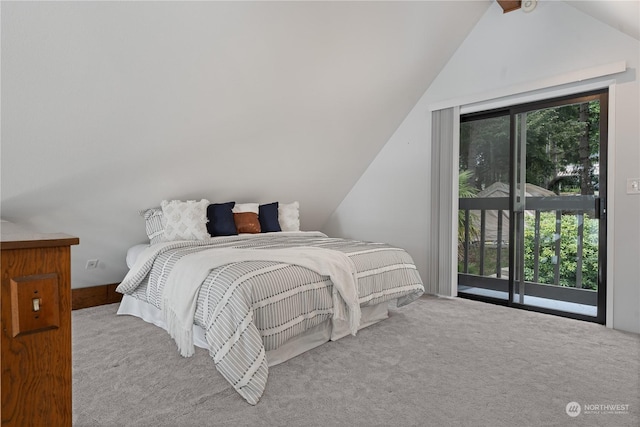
(323, 1, 640, 334)
(0, 1, 488, 288)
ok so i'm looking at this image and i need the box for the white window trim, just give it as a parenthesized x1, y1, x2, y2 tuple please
(429, 60, 625, 113)
(433, 62, 622, 328)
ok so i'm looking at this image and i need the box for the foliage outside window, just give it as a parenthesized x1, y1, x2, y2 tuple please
(523, 213, 598, 290)
(458, 98, 601, 290)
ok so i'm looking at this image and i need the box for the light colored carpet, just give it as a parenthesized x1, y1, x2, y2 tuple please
(72, 296, 639, 427)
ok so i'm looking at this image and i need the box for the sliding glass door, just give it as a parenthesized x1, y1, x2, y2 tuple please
(458, 90, 607, 323)
(458, 112, 511, 300)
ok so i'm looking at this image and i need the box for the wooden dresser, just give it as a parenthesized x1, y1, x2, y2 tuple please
(1, 222, 79, 426)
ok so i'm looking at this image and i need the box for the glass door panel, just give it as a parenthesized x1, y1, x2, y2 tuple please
(458, 90, 607, 323)
(458, 114, 511, 300)
(512, 98, 604, 318)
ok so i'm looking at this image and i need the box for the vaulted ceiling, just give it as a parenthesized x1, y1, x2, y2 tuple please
(1, 1, 492, 286)
(1, 1, 637, 287)
(568, 0, 639, 40)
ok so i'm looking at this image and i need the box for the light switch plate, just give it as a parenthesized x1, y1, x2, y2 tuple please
(627, 178, 640, 195)
(10, 273, 60, 337)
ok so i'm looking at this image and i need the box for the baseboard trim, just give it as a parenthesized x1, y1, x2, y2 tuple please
(72, 283, 122, 310)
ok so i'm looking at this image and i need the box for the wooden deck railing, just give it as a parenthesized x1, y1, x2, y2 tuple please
(458, 196, 599, 306)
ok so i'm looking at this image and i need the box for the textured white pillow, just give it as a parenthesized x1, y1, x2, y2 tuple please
(161, 199, 210, 241)
(232, 203, 259, 214)
(278, 201, 300, 231)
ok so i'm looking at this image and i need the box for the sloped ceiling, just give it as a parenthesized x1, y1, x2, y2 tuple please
(1, 1, 491, 287)
(2, 1, 635, 288)
(567, 0, 640, 41)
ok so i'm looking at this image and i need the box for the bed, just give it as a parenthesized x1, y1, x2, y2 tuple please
(116, 202, 424, 405)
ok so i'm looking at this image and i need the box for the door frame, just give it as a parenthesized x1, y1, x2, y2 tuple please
(457, 89, 609, 324)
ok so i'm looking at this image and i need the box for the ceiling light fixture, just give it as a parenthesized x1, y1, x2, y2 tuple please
(522, 0, 537, 13)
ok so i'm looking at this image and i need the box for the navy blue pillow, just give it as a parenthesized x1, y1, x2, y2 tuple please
(207, 202, 237, 236)
(259, 202, 281, 233)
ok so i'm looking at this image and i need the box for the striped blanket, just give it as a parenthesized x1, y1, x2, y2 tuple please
(117, 231, 424, 404)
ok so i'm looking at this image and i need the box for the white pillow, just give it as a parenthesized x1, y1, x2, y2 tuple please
(161, 199, 210, 241)
(139, 207, 167, 245)
(232, 203, 259, 214)
(278, 201, 300, 231)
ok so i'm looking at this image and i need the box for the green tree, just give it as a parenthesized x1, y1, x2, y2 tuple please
(460, 100, 600, 196)
(460, 115, 510, 191)
(524, 101, 600, 194)
(523, 212, 599, 290)
(458, 170, 479, 262)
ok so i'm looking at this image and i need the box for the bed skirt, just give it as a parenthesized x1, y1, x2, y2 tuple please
(117, 295, 389, 367)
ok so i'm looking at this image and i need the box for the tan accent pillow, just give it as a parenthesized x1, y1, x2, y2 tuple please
(234, 212, 261, 234)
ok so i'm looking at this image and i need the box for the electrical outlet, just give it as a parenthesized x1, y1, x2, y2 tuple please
(85, 259, 99, 269)
(627, 178, 640, 195)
